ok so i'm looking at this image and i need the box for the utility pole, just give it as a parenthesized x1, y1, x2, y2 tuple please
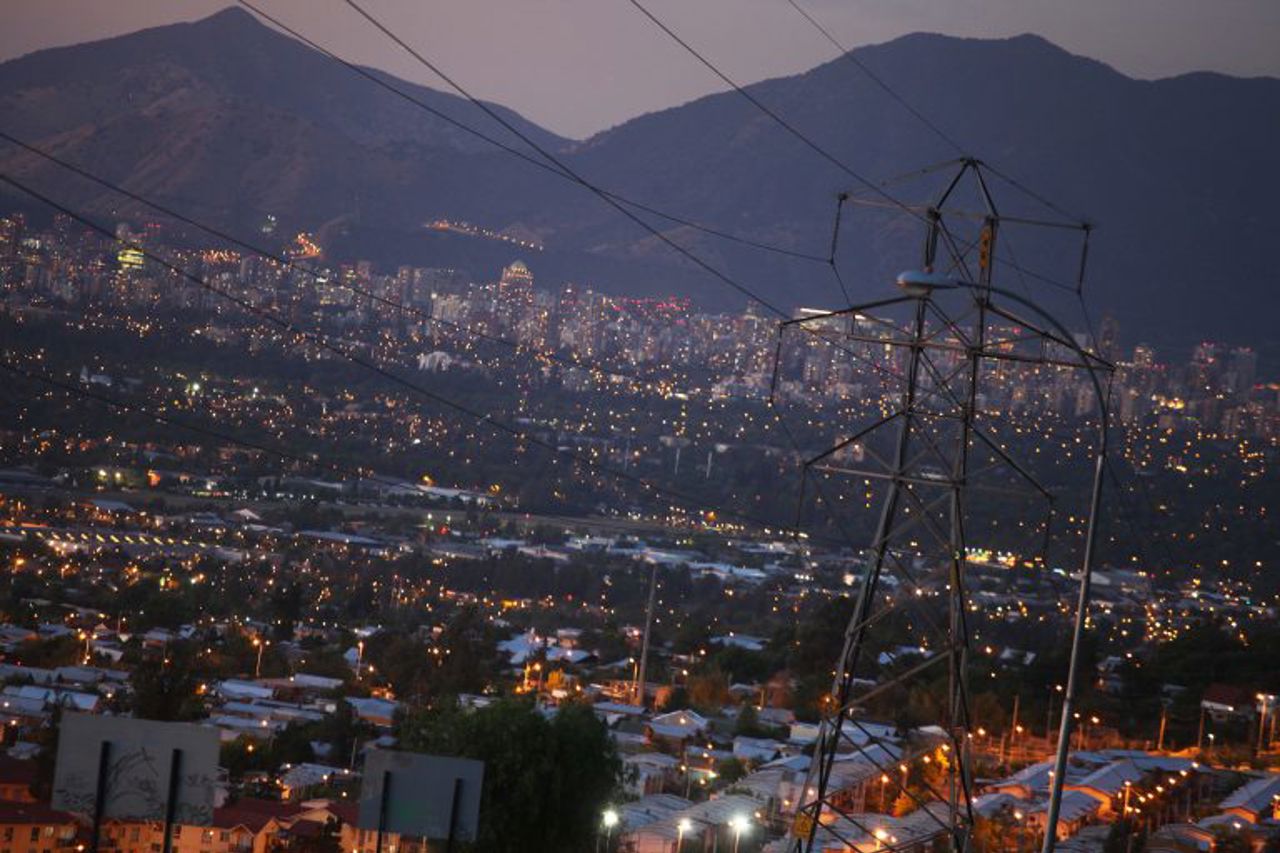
(1008, 694, 1020, 769)
(1156, 703, 1168, 752)
(634, 562, 658, 707)
(776, 161, 1106, 853)
(1257, 695, 1269, 754)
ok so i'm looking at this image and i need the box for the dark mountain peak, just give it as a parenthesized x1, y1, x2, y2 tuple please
(188, 6, 263, 31)
(849, 30, 1124, 83)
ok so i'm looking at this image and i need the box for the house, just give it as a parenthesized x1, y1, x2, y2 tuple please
(733, 737, 783, 764)
(1146, 823, 1214, 853)
(101, 798, 390, 853)
(0, 802, 79, 852)
(0, 757, 36, 803)
(217, 681, 276, 702)
(1021, 790, 1104, 840)
(344, 697, 398, 728)
(0, 626, 38, 653)
(1066, 759, 1146, 814)
(646, 710, 709, 752)
(1200, 684, 1256, 723)
(622, 753, 681, 796)
(1218, 773, 1280, 824)
(279, 765, 355, 800)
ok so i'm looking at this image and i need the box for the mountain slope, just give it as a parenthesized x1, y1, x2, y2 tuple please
(1, 12, 1277, 350)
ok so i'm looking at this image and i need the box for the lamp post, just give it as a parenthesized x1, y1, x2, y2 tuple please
(600, 809, 618, 853)
(676, 818, 692, 853)
(355, 639, 364, 680)
(253, 637, 268, 678)
(730, 814, 748, 853)
(1046, 684, 1062, 746)
(1257, 694, 1271, 754)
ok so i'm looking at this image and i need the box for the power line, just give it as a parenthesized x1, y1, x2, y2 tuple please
(0, 127, 913, 397)
(233, 0, 828, 266)
(784, 0, 967, 157)
(334, 0, 848, 322)
(0, 170, 836, 543)
(622, 0, 929, 225)
(0, 128, 715, 387)
(230, 0, 828, 265)
(782, 0, 1090, 229)
(308, 0, 930, 386)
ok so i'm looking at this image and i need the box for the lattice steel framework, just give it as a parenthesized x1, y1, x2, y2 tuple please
(781, 160, 1111, 853)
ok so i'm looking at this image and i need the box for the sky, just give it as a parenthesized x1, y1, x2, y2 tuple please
(3, 0, 1279, 138)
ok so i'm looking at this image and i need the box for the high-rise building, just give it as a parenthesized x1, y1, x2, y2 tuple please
(496, 260, 534, 332)
(1227, 347, 1257, 399)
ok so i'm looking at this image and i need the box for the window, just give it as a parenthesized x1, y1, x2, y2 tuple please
(28, 829, 38, 842)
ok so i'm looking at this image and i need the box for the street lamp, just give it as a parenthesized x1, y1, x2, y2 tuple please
(676, 818, 692, 853)
(873, 828, 890, 852)
(253, 637, 268, 678)
(600, 809, 619, 853)
(355, 639, 364, 680)
(730, 814, 749, 853)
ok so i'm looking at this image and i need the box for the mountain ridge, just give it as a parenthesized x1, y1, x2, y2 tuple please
(1, 8, 1277, 352)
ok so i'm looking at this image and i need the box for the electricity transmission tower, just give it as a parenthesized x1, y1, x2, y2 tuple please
(781, 160, 1110, 853)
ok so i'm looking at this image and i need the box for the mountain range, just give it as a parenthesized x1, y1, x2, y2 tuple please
(1, 7, 1277, 354)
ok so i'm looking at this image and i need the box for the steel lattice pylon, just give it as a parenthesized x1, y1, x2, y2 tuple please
(780, 160, 1111, 853)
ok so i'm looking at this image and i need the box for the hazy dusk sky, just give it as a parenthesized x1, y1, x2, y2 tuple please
(3, 0, 1279, 138)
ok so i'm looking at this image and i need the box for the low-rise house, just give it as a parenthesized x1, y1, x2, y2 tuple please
(1218, 773, 1280, 824)
(0, 757, 36, 803)
(733, 736, 783, 764)
(1201, 684, 1256, 723)
(0, 802, 79, 852)
(344, 697, 398, 728)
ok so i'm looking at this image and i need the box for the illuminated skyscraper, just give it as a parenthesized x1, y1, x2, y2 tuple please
(496, 260, 534, 332)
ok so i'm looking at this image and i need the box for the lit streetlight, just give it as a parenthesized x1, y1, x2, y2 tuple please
(676, 818, 692, 853)
(729, 814, 749, 853)
(600, 809, 618, 853)
(253, 637, 268, 679)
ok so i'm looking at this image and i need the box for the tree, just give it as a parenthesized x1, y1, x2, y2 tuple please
(293, 817, 342, 853)
(131, 644, 202, 721)
(687, 667, 730, 712)
(396, 700, 619, 853)
(715, 757, 746, 785)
